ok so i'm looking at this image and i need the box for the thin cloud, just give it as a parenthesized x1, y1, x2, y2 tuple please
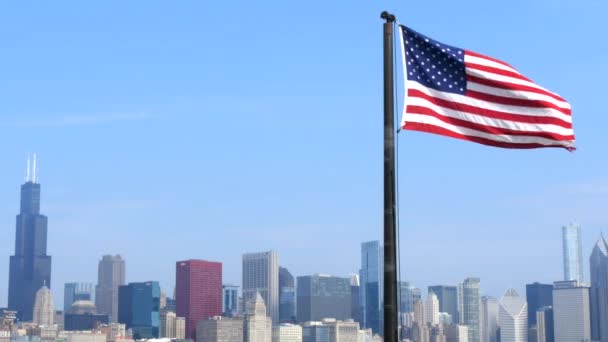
(0, 112, 150, 128)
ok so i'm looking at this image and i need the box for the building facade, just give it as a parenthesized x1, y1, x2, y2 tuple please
(272, 323, 302, 342)
(222, 285, 239, 318)
(297, 274, 351, 322)
(424, 293, 439, 325)
(196, 316, 243, 342)
(498, 289, 527, 342)
(459, 278, 480, 342)
(8, 174, 52, 322)
(279, 268, 297, 323)
(176, 259, 222, 340)
(525, 283, 552, 330)
(95, 255, 126, 322)
(350, 275, 361, 324)
(428, 286, 458, 324)
(535, 306, 554, 342)
(562, 223, 584, 283)
(33, 286, 54, 326)
(591, 235, 608, 342)
(480, 296, 498, 342)
(552, 280, 590, 342)
(359, 241, 383, 336)
(245, 293, 272, 342)
(117, 281, 160, 339)
(302, 322, 330, 342)
(242, 251, 279, 324)
(64, 283, 94, 312)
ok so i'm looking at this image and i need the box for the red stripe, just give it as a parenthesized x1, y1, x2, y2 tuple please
(466, 90, 571, 115)
(408, 89, 572, 128)
(467, 74, 567, 103)
(465, 50, 514, 69)
(402, 121, 574, 151)
(407, 105, 575, 141)
(465, 62, 533, 83)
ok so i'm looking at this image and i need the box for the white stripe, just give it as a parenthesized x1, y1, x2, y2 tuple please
(464, 54, 519, 74)
(465, 67, 554, 94)
(407, 81, 572, 123)
(403, 113, 575, 148)
(407, 96, 574, 136)
(467, 82, 570, 109)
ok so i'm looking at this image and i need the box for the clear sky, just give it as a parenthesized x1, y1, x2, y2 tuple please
(0, 0, 606, 308)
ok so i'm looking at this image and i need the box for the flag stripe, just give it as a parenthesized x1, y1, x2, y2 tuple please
(466, 90, 571, 115)
(467, 82, 570, 109)
(406, 97, 574, 136)
(465, 50, 514, 70)
(466, 74, 567, 102)
(465, 62, 534, 83)
(407, 82, 572, 123)
(464, 55, 519, 74)
(466, 68, 550, 94)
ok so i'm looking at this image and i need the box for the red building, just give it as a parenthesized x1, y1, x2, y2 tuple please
(175, 259, 222, 339)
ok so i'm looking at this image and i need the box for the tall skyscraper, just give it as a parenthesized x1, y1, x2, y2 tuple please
(428, 286, 458, 324)
(245, 293, 272, 342)
(562, 223, 584, 283)
(8, 161, 52, 322)
(279, 267, 296, 323)
(118, 281, 160, 339)
(95, 255, 126, 322)
(359, 241, 383, 335)
(222, 285, 239, 317)
(424, 292, 439, 325)
(498, 289, 527, 342)
(480, 296, 498, 342)
(535, 306, 554, 342)
(590, 235, 608, 342)
(398, 283, 421, 314)
(65, 283, 94, 311)
(349, 275, 361, 324)
(33, 285, 54, 326)
(176, 259, 222, 340)
(296, 274, 351, 322)
(242, 251, 279, 324)
(525, 283, 552, 330)
(552, 280, 591, 342)
(459, 277, 480, 342)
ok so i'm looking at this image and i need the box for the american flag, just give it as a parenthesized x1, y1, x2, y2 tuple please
(399, 25, 574, 150)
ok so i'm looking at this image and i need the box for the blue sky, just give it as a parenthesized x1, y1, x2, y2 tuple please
(0, 0, 606, 308)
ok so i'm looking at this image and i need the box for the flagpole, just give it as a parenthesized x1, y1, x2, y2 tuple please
(380, 10, 398, 342)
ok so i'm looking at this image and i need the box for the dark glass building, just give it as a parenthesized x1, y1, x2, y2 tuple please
(428, 285, 459, 323)
(279, 267, 296, 323)
(8, 176, 52, 322)
(297, 274, 351, 322)
(525, 282, 553, 329)
(118, 281, 160, 339)
(351, 279, 361, 324)
(222, 285, 239, 317)
(64, 313, 109, 331)
(360, 241, 383, 335)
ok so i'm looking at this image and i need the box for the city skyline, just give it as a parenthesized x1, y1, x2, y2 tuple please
(0, 0, 606, 314)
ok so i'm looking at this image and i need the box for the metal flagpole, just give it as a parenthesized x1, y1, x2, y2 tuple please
(380, 10, 399, 342)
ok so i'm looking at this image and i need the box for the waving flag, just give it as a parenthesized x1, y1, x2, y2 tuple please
(399, 25, 574, 150)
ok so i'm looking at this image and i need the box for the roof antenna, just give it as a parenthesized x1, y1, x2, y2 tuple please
(26, 156, 31, 182)
(32, 154, 37, 184)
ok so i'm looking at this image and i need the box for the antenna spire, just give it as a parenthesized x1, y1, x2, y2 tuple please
(32, 154, 37, 184)
(26, 156, 31, 182)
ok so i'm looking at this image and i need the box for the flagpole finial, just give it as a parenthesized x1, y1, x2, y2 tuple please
(380, 11, 396, 22)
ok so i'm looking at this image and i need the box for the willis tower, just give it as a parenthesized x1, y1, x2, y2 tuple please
(8, 156, 52, 321)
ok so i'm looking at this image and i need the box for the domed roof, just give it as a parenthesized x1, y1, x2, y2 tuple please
(70, 300, 97, 314)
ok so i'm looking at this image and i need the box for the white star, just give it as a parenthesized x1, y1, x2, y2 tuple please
(458, 51, 462, 54)
(443, 78, 447, 82)
(425, 38, 429, 42)
(437, 82, 441, 85)
(432, 76, 435, 79)
(449, 85, 453, 88)
(460, 88, 464, 91)
(438, 71, 442, 75)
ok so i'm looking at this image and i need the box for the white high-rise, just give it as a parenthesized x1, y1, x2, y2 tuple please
(498, 289, 527, 342)
(245, 293, 272, 342)
(33, 285, 54, 325)
(562, 223, 584, 283)
(272, 324, 302, 342)
(243, 251, 279, 323)
(425, 292, 439, 325)
(480, 296, 498, 342)
(553, 280, 591, 342)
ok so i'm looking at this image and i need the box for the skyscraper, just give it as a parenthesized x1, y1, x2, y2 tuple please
(590, 235, 608, 342)
(398, 283, 421, 314)
(222, 285, 239, 317)
(498, 289, 527, 342)
(33, 285, 54, 326)
(245, 293, 272, 342)
(349, 275, 361, 325)
(359, 241, 383, 335)
(242, 251, 279, 324)
(552, 280, 591, 342)
(536, 306, 554, 342)
(424, 292, 439, 325)
(428, 286, 458, 324)
(95, 255, 126, 322)
(176, 259, 223, 340)
(8, 161, 52, 322)
(65, 283, 94, 311)
(562, 223, 584, 283)
(118, 281, 161, 339)
(480, 296, 498, 342)
(459, 277, 480, 342)
(296, 274, 351, 322)
(525, 283, 552, 330)
(279, 267, 296, 323)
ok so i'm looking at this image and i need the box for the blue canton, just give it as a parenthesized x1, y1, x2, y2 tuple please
(401, 25, 467, 95)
